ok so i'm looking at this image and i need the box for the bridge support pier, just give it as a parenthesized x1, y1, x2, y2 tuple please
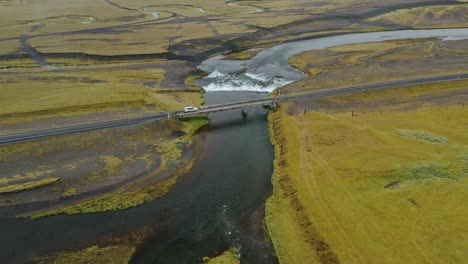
(263, 102, 278, 111)
(270, 102, 277, 110)
(241, 107, 248, 118)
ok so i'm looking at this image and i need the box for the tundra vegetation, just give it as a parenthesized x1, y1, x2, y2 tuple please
(1, 0, 468, 263)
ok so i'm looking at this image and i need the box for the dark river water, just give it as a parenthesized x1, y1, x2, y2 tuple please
(0, 91, 277, 264)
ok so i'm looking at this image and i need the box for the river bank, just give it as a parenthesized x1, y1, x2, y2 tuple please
(265, 80, 468, 263)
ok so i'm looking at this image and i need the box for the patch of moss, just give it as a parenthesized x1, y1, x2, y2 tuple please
(202, 248, 240, 264)
(0, 169, 55, 185)
(0, 177, 62, 194)
(399, 163, 452, 181)
(88, 155, 123, 182)
(35, 245, 135, 264)
(396, 129, 448, 144)
(62, 186, 79, 198)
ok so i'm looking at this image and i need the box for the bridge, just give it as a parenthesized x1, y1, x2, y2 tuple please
(0, 73, 466, 145)
(177, 99, 276, 118)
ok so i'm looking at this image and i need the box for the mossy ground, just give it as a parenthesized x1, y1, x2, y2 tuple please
(29, 116, 209, 219)
(0, 177, 61, 194)
(267, 83, 468, 263)
(36, 245, 135, 264)
(201, 248, 240, 264)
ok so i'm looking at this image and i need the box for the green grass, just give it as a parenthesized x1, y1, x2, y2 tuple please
(0, 177, 62, 194)
(398, 163, 453, 181)
(267, 84, 468, 263)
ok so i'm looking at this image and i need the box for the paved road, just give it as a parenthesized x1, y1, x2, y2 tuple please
(0, 73, 466, 145)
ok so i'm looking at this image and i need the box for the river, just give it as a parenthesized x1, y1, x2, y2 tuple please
(0, 91, 277, 264)
(1, 28, 468, 263)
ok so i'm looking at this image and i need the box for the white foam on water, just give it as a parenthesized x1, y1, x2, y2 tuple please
(207, 69, 226, 78)
(200, 29, 468, 93)
(202, 71, 293, 92)
(244, 72, 268, 82)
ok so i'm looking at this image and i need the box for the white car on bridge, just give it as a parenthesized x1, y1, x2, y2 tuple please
(183, 106, 199, 113)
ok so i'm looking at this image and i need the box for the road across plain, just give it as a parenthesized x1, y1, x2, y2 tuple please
(0, 73, 467, 145)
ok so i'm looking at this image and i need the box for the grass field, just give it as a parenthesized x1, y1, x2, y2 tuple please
(367, 4, 468, 28)
(2, 0, 465, 57)
(267, 82, 468, 263)
(0, 60, 204, 124)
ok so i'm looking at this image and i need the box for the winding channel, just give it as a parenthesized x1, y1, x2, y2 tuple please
(0, 28, 467, 263)
(197, 28, 468, 92)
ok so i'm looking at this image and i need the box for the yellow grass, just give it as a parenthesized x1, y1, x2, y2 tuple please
(0, 169, 55, 184)
(0, 177, 62, 194)
(368, 5, 468, 28)
(88, 155, 123, 182)
(0, 64, 203, 123)
(202, 248, 240, 264)
(267, 85, 468, 263)
(36, 245, 135, 264)
(224, 48, 263, 60)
